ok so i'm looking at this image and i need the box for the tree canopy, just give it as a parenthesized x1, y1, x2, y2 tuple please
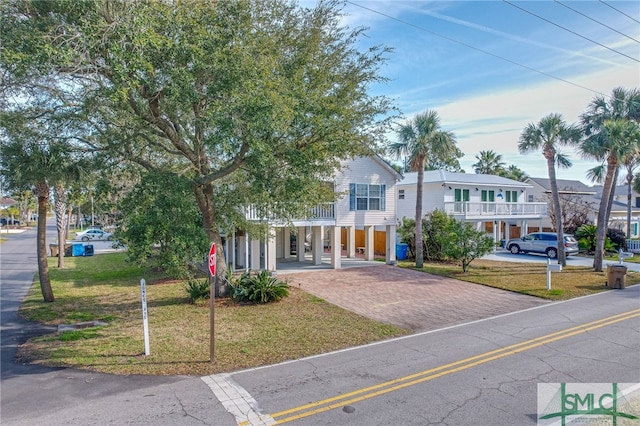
(1, 0, 395, 283)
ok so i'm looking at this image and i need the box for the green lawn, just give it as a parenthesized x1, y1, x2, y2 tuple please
(16, 253, 638, 376)
(399, 259, 640, 300)
(17, 253, 407, 376)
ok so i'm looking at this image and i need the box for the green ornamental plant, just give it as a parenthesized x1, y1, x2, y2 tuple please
(185, 278, 210, 304)
(230, 270, 289, 304)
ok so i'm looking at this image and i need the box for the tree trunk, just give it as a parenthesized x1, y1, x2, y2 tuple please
(35, 181, 54, 302)
(54, 184, 67, 268)
(414, 160, 425, 269)
(593, 159, 618, 272)
(627, 172, 632, 240)
(193, 182, 228, 296)
(546, 153, 566, 266)
(66, 205, 73, 241)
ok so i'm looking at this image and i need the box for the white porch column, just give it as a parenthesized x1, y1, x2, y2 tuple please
(266, 228, 277, 272)
(230, 231, 236, 270)
(493, 221, 498, 252)
(245, 235, 250, 271)
(331, 226, 341, 269)
(476, 221, 482, 231)
(312, 225, 323, 265)
(364, 225, 374, 261)
(297, 226, 306, 262)
(250, 238, 261, 271)
(386, 224, 396, 264)
(283, 227, 291, 259)
(346, 226, 356, 258)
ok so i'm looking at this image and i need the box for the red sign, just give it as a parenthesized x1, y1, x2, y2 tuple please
(208, 243, 216, 276)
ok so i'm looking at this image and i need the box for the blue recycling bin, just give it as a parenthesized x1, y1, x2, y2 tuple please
(72, 243, 85, 257)
(396, 243, 408, 260)
(84, 244, 94, 256)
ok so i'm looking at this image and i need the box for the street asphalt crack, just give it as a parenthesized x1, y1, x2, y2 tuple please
(174, 392, 209, 424)
(439, 386, 482, 425)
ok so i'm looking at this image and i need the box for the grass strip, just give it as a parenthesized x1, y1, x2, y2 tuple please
(17, 253, 408, 375)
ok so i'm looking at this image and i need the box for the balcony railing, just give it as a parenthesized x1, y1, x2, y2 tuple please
(244, 203, 335, 222)
(444, 202, 547, 217)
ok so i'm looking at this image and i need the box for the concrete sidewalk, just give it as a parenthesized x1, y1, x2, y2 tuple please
(285, 265, 549, 332)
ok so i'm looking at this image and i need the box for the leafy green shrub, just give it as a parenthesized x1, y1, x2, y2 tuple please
(442, 220, 494, 272)
(185, 278, 210, 303)
(230, 270, 289, 304)
(575, 224, 618, 253)
(575, 224, 596, 252)
(397, 209, 454, 262)
(607, 228, 626, 250)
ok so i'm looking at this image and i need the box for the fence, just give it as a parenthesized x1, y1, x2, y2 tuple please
(625, 239, 640, 253)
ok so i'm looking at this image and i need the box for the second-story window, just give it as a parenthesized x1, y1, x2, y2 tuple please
(505, 191, 518, 202)
(481, 190, 495, 202)
(528, 195, 534, 202)
(349, 183, 386, 211)
(399, 189, 405, 200)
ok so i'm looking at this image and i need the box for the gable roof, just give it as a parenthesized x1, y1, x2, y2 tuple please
(399, 170, 530, 188)
(372, 154, 403, 181)
(526, 177, 596, 194)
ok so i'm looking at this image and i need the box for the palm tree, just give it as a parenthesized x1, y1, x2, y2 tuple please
(582, 119, 640, 270)
(621, 132, 640, 240)
(0, 110, 85, 301)
(389, 109, 458, 268)
(518, 113, 582, 266)
(581, 87, 640, 271)
(472, 150, 506, 174)
(1, 140, 59, 302)
(499, 164, 529, 182)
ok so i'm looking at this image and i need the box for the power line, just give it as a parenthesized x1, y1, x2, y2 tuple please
(345, 1, 605, 97)
(554, 0, 640, 44)
(599, 0, 640, 24)
(503, 0, 639, 63)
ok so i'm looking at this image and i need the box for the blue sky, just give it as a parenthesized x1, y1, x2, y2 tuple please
(337, 1, 640, 183)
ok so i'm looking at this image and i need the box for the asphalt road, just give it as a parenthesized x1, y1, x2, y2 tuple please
(1, 224, 639, 425)
(215, 286, 640, 425)
(0, 223, 233, 426)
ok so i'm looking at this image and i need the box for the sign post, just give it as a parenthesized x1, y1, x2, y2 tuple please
(208, 243, 216, 362)
(140, 279, 150, 356)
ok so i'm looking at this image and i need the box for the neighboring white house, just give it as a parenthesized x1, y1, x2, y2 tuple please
(397, 170, 548, 244)
(224, 154, 403, 273)
(526, 178, 640, 238)
(596, 184, 640, 238)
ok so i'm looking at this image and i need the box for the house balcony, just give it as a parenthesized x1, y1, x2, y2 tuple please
(244, 203, 336, 226)
(444, 202, 547, 220)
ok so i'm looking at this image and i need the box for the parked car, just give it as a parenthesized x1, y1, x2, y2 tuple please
(75, 228, 113, 242)
(506, 232, 579, 258)
(0, 218, 21, 226)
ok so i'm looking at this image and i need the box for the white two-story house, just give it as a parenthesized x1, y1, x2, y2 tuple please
(224, 155, 403, 273)
(397, 171, 548, 244)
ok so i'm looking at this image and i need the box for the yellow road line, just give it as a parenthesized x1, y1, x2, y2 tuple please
(255, 309, 640, 425)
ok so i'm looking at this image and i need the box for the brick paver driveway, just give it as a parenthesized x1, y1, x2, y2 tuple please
(285, 265, 550, 332)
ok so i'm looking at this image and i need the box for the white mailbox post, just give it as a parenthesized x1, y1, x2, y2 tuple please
(618, 249, 634, 264)
(546, 258, 562, 291)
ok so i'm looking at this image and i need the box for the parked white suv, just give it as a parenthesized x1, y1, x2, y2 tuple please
(506, 232, 579, 258)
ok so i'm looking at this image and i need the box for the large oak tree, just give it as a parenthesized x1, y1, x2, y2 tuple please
(2, 0, 394, 290)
